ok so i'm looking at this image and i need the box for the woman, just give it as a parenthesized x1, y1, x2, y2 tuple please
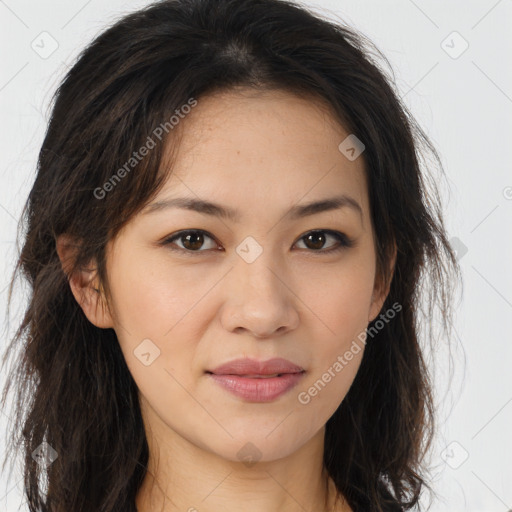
(1, 0, 460, 510)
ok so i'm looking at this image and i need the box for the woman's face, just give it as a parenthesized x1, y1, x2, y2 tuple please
(98, 88, 389, 463)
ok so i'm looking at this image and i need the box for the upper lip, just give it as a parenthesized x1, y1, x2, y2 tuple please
(207, 357, 305, 376)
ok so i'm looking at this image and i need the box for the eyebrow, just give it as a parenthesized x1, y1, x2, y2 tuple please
(142, 194, 363, 222)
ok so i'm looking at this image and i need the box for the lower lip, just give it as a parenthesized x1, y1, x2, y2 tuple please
(208, 372, 305, 402)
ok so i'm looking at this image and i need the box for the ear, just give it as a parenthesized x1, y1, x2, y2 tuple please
(368, 242, 397, 323)
(56, 234, 114, 329)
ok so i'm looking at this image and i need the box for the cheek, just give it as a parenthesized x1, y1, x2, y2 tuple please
(303, 256, 376, 339)
(298, 255, 374, 401)
(107, 255, 211, 417)
(106, 250, 220, 393)
(108, 249, 213, 339)
(295, 284, 368, 424)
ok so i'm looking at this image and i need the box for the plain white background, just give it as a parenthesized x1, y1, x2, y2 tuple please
(1, 1, 511, 510)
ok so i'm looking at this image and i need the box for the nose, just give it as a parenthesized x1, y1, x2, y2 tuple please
(220, 249, 300, 339)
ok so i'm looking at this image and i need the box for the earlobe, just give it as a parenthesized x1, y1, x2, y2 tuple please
(56, 234, 114, 329)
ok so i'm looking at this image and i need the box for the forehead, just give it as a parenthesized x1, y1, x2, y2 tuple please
(156, 88, 370, 221)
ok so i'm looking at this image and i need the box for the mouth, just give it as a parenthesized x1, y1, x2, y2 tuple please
(205, 357, 305, 402)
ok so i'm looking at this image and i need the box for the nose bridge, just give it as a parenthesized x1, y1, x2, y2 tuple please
(221, 237, 299, 337)
(242, 252, 277, 292)
(233, 237, 285, 302)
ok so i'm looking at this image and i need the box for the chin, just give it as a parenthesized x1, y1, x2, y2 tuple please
(202, 424, 317, 465)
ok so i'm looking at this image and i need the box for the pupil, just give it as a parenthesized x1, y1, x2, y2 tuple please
(306, 232, 325, 250)
(184, 232, 203, 250)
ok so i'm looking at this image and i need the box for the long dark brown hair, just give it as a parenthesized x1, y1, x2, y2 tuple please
(1, 0, 460, 510)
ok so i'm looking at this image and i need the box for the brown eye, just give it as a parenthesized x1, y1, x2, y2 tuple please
(163, 230, 219, 253)
(295, 230, 353, 253)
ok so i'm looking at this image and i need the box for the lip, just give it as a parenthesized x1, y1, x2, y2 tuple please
(206, 357, 305, 402)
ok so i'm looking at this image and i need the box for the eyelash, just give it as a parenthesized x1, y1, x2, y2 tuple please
(160, 229, 354, 256)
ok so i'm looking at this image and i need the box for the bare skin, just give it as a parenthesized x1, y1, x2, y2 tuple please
(58, 87, 394, 512)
